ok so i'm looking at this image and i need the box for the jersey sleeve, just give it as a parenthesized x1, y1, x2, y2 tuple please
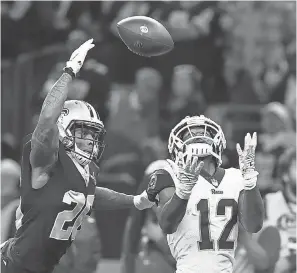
(146, 169, 175, 203)
(136, 160, 175, 202)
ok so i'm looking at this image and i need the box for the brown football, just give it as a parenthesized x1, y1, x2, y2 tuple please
(117, 16, 174, 57)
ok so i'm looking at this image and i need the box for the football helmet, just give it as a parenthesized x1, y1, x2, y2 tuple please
(57, 100, 106, 166)
(168, 115, 226, 167)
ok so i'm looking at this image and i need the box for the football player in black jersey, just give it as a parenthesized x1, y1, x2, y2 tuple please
(1, 39, 154, 273)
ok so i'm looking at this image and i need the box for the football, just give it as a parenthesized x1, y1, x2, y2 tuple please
(117, 16, 174, 57)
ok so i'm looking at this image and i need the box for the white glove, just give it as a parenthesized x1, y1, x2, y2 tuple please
(133, 191, 155, 210)
(236, 132, 259, 190)
(65, 38, 95, 76)
(176, 154, 204, 199)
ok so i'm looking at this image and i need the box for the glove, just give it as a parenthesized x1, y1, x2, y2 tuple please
(176, 154, 204, 199)
(64, 38, 95, 76)
(236, 132, 259, 190)
(133, 191, 155, 210)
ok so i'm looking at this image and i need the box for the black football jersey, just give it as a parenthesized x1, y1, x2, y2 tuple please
(7, 136, 98, 273)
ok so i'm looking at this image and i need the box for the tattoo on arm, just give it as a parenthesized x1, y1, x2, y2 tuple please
(31, 73, 72, 167)
(39, 73, 72, 122)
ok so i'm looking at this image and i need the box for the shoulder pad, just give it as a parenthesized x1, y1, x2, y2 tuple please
(145, 161, 176, 202)
(145, 160, 170, 175)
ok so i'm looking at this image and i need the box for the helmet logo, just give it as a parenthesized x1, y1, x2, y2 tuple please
(148, 174, 157, 190)
(61, 108, 69, 116)
(140, 25, 148, 34)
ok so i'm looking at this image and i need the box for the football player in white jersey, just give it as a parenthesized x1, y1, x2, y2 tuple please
(145, 115, 265, 273)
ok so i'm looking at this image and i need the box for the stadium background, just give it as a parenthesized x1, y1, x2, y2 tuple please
(1, 1, 296, 273)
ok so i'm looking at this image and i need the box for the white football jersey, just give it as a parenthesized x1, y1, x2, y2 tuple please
(166, 164, 244, 273)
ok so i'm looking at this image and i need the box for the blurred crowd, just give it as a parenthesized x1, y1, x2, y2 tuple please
(1, 1, 296, 273)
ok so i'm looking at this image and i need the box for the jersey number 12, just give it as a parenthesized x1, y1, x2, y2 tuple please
(197, 198, 238, 250)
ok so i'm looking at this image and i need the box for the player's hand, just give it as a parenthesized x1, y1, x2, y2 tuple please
(176, 154, 204, 199)
(65, 39, 95, 76)
(133, 190, 155, 210)
(236, 132, 259, 190)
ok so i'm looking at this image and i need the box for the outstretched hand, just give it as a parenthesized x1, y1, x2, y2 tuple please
(65, 39, 95, 76)
(179, 154, 204, 182)
(236, 132, 259, 188)
(175, 154, 204, 200)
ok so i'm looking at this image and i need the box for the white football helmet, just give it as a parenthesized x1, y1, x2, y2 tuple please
(168, 115, 226, 167)
(57, 100, 106, 166)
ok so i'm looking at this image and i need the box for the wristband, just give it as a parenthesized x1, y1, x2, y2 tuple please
(63, 67, 75, 78)
(243, 178, 257, 190)
(175, 182, 196, 199)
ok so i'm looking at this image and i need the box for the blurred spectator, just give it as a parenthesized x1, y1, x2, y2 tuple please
(256, 102, 295, 194)
(161, 65, 207, 140)
(105, 67, 162, 149)
(284, 74, 296, 127)
(149, 1, 228, 102)
(2, 1, 68, 59)
(220, 1, 296, 104)
(265, 148, 296, 273)
(53, 213, 101, 273)
(1, 158, 20, 209)
(260, 102, 295, 152)
(32, 29, 111, 123)
(234, 223, 281, 273)
(1, 159, 21, 242)
(1, 133, 20, 162)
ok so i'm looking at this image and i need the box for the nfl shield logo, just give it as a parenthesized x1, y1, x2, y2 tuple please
(211, 178, 218, 187)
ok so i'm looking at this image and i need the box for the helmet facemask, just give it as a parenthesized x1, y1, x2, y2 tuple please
(168, 116, 226, 168)
(65, 120, 106, 166)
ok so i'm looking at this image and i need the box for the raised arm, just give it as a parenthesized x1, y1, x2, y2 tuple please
(30, 73, 72, 169)
(30, 39, 95, 173)
(236, 133, 265, 233)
